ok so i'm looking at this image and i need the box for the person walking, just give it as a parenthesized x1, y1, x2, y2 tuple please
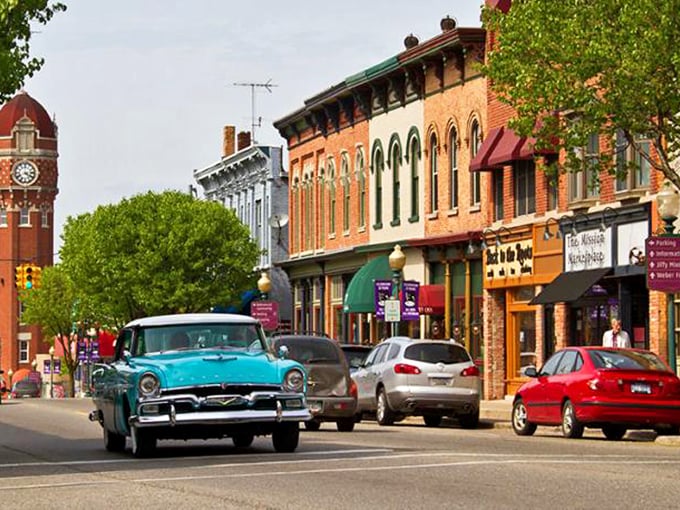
(602, 318, 631, 348)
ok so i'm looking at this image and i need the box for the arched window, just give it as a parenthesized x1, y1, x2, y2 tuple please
(391, 143, 401, 224)
(449, 127, 459, 209)
(374, 149, 384, 228)
(356, 150, 366, 228)
(341, 154, 350, 232)
(328, 160, 336, 236)
(318, 166, 325, 246)
(292, 178, 300, 252)
(430, 134, 438, 213)
(409, 136, 420, 221)
(470, 120, 481, 206)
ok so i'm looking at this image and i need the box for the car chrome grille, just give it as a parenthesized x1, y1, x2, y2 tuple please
(161, 384, 281, 398)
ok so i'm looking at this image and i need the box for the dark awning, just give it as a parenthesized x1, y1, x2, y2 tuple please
(530, 268, 611, 305)
(469, 127, 504, 172)
(418, 284, 445, 315)
(343, 256, 392, 313)
(487, 128, 525, 167)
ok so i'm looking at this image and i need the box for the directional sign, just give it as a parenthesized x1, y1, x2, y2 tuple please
(646, 236, 680, 292)
(251, 300, 279, 331)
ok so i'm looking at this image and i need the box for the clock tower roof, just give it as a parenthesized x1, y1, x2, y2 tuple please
(0, 90, 56, 139)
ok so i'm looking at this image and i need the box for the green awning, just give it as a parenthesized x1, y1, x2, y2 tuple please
(343, 256, 392, 313)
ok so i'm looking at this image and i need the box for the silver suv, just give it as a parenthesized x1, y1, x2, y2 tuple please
(352, 337, 480, 428)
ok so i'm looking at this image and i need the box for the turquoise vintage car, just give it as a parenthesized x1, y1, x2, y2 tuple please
(89, 313, 310, 457)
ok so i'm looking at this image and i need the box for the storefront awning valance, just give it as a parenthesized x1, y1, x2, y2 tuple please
(469, 127, 504, 172)
(488, 128, 525, 167)
(343, 256, 392, 313)
(530, 268, 611, 305)
(418, 284, 445, 315)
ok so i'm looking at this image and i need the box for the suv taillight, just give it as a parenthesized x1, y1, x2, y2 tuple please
(349, 379, 358, 398)
(394, 363, 421, 375)
(461, 366, 480, 377)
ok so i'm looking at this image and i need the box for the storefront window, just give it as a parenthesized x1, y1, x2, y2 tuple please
(516, 311, 536, 377)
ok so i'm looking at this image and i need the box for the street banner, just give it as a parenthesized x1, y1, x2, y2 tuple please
(90, 340, 100, 361)
(374, 280, 393, 320)
(77, 341, 86, 361)
(44, 360, 51, 375)
(401, 280, 420, 321)
(54, 359, 61, 373)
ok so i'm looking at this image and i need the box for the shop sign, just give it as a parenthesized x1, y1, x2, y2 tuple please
(485, 239, 533, 280)
(251, 301, 279, 330)
(384, 298, 401, 322)
(564, 227, 612, 272)
(646, 237, 680, 292)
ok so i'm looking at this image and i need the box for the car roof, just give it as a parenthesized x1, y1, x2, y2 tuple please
(124, 313, 260, 328)
(340, 344, 372, 350)
(381, 336, 468, 348)
(271, 334, 335, 343)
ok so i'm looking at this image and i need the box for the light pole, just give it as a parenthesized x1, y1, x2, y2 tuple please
(656, 181, 680, 372)
(388, 244, 406, 337)
(48, 345, 55, 399)
(258, 271, 272, 300)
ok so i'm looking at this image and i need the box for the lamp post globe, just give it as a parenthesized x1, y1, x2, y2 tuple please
(258, 271, 272, 300)
(48, 346, 55, 399)
(657, 181, 680, 234)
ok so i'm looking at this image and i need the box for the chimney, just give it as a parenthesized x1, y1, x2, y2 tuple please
(237, 131, 251, 151)
(223, 125, 235, 157)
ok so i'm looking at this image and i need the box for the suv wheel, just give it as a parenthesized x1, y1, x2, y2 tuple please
(304, 419, 321, 431)
(423, 414, 442, 427)
(458, 409, 480, 429)
(336, 417, 355, 432)
(376, 389, 395, 426)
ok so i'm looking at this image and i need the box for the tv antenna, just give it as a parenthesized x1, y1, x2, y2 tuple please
(233, 79, 278, 144)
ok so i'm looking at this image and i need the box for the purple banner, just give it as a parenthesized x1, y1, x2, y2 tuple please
(54, 359, 61, 373)
(90, 340, 100, 361)
(401, 280, 420, 321)
(374, 280, 393, 320)
(77, 341, 87, 361)
(44, 360, 51, 375)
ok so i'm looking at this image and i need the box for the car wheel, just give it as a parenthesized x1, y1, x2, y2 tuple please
(423, 414, 442, 427)
(354, 412, 362, 424)
(561, 400, 584, 439)
(130, 425, 157, 458)
(232, 433, 255, 448)
(602, 424, 627, 441)
(336, 417, 355, 432)
(458, 409, 480, 430)
(512, 399, 537, 436)
(376, 389, 395, 426)
(272, 422, 299, 453)
(304, 419, 321, 431)
(103, 424, 126, 452)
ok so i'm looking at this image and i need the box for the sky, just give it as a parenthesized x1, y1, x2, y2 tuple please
(22, 1, 483, 253)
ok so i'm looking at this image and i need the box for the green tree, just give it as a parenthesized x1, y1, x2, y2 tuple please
(482, 0, 680, 189)
(59, 190, 262, 324)
(0, 0, 66, 102)
(19, 264, 79, 397)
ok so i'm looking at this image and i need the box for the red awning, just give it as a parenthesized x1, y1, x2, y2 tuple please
(469, 127, 504, 172)
(487, 128, 525, 167)
(418, 284, 445, 315)
(519, 136, 557, 158)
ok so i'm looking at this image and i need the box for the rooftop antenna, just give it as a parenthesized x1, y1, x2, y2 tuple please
(232, 79, 278, 143)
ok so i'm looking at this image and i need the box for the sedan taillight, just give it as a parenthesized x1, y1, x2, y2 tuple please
(587, 378, 602, 391)
(394, 363, 421, 375)
(461, 366, 480, 377)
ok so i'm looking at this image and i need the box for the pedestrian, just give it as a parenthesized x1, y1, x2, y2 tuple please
(602, 318, 631, 348)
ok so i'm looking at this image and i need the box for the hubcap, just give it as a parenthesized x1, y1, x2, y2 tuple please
(563, 405, 574, 432)
(377, 393, 385, 421)
(514, 404, 527, 428)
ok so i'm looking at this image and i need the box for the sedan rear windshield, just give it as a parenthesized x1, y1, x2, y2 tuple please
(273, 338, 340, 364)
(588, 349, 669, 371)
(404, 343, 470, 364)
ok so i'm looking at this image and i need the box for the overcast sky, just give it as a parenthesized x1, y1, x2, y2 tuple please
(23, 1, 483, 253)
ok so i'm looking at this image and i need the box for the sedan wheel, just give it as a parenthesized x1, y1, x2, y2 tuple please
(561, 400, 584, 439)
(602, 424, 627, 441)
(512, 399, 537, 436)
(376, 389, 395, 426)
(130, 425, 157, 458)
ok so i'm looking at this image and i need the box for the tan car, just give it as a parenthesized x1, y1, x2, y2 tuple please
(270, 334, 358, 432)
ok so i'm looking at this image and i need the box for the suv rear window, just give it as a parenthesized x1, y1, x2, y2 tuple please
(274, 338, 340, 364)
(404, 343, 470, 364)
(589, 349, 668, 371)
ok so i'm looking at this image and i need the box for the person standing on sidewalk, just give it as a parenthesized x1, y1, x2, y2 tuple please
(602, 318, 631, 348)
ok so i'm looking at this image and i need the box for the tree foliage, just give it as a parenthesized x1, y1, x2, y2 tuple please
(482, 0, 680, 189)
(59, 191, 261, 325)
(0, 0, 66, 102)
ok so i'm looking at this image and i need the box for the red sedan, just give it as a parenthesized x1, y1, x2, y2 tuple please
(512, 347, 680, 440)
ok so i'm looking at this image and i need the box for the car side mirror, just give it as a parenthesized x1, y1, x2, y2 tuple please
(278, 345, 289, 359)
(122, 350, 131, 363)
(524, 366, 538, 378)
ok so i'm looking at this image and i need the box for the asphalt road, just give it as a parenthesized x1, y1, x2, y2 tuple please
(1, 398, 680, 509)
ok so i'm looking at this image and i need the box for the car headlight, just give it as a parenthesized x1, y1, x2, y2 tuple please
(283, 369, 304, 393)
(138, 372, 161, 398)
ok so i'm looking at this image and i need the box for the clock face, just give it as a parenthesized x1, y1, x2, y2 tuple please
(12, 161, 38, 186)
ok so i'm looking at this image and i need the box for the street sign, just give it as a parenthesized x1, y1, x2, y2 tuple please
(384, 298, 401, 322)
(646, 236, 680, 292)
(251, 300, 279, 330)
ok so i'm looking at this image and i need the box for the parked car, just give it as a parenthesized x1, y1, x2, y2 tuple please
(11, 378, 41, 399)
(352, 337, 481, 428)
(270, 334, 357, 432)
(340, 344, 372, 373)
(89, 313, 311, 457)
(512, 347, 680, 440)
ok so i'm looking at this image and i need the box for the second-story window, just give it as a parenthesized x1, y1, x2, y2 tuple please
(356, 150, 366, 229)
(515, 160, 536, 217)
(341, 154, 350, 232)
(328, 160, 336, 236)
(449, 127, 459, 210)
(493, 170, 504, 221)
(430, 134, 438, 213)
(570, 132, 600, 201)
(470, 120, 481, 206)
(392, 144, 401, 224)
(305, 178, 313, 250)
(374, 148, 384, 228)
(317, 167, 325, 247)
(0, 208, 7, 227)
(41, 209, 50, 228)
(409, 138, 419, 220)
(615, 129, 651, 192)
(19, 207, 30, 226)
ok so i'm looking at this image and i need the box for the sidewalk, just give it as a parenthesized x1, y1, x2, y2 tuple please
(480, 398, 512, 424)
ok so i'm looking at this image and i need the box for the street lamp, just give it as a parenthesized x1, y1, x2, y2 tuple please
(388, 244, 406, 337)
(257, 271, 272, 300)
(656, 180, 680, 372)
(48, 345, 55, 399)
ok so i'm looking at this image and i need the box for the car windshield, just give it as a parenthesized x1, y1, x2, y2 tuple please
(133, 323, 267, 356)
(588, 349, 668, 371)
(404, 343, 470, 364)
(342, 347, 370, 368)
(273, 338, 340, 364)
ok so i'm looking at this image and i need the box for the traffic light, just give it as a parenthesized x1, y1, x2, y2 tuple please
(14, 264, 24, 288)
(24, 265, 33, 289)
(32, 265, 42, 289)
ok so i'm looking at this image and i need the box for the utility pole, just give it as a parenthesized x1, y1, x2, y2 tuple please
(232, 79, 278, 144)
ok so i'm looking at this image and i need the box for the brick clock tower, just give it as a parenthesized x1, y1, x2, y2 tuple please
(0, 91, 58, 383)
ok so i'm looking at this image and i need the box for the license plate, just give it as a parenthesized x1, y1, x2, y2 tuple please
(429, 377, 451, 386)
(631, 383, 651, 394)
